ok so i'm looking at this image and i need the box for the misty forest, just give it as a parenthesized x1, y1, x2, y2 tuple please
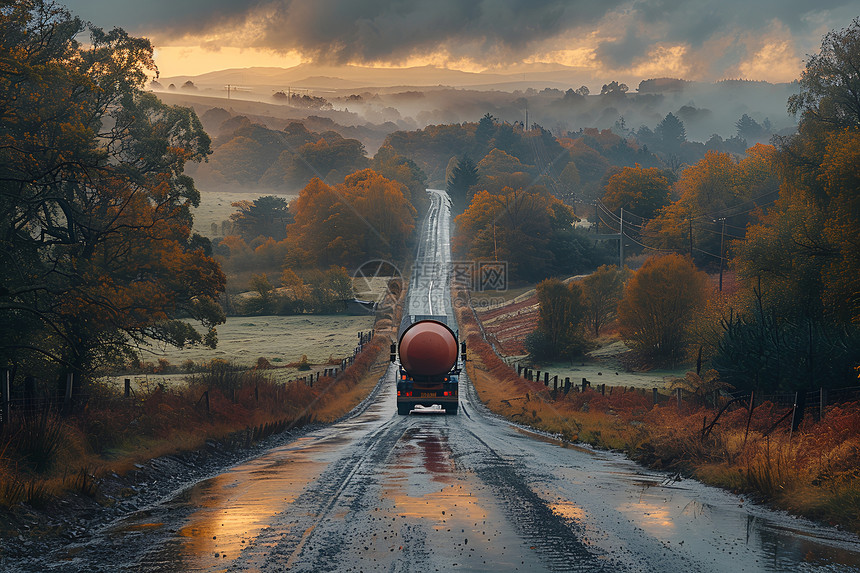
(2, 0, 860, 568)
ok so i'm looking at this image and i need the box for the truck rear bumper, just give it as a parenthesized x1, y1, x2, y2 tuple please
(396, 397, 458, 415)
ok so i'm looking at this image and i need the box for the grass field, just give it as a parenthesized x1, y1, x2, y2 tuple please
(112, 315, 376, 390)
(192, 190, 298, 238)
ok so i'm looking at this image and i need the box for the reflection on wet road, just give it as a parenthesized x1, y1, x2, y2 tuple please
(33, 189, 860, 572)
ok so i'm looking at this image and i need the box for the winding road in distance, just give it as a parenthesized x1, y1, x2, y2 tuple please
(15, 189, 860, 572)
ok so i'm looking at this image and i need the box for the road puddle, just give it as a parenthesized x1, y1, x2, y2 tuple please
(172, 450, 326, 564)
(512, 425, 596, 454)
(382, 426, 486, 526)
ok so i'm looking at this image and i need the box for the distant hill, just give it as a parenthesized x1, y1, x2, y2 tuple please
(158, 62, 600, 92)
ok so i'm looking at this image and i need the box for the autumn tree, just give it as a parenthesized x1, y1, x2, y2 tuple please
(371, 145, 429, 214)
(717, 19, 860, 391)
(731, 20, 860, 326)
(643, 147, 779, 266)
(285, 136, 369, 188)
(601, 164, 671, 219)
(454, 184, 602, 282)
(286, 170, 416, 268)
(0, 1, 225, 381)
(477, 148, 531, 177)
(525, 278, 588, 360)
(582, 265, 629, 337)
(617, 254, 708, 366)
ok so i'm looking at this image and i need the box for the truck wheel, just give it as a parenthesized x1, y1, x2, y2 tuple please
(445, 403, 459, 415)
(397, 403, 411, 415)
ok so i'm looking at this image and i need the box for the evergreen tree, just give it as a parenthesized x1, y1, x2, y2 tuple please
(447, 155, 479, 214)
(475, 113, 497, 152)
(656, 112, 687, 149)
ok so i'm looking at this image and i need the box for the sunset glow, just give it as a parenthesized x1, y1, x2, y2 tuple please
(63, 0, 854, 83)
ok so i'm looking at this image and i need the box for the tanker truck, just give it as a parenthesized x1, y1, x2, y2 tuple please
(390, 315, 465, 415)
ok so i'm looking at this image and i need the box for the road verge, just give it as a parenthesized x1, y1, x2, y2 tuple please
(453, 281, 860, 535)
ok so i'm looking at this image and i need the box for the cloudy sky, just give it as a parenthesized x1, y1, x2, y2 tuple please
(63, 0, 857, 82)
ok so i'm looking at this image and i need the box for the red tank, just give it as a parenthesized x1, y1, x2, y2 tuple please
(398, 320, 458, 377)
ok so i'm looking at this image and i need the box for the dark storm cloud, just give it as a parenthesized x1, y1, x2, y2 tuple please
(64, 0, 269, 34)
(594, 0, 858, 68)
(65, 0, 858, 68)
(248, 0, 628, 63)
(65, 0, 627, 62)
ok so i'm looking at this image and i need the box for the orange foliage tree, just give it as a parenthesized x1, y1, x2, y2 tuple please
(643, 147, 779, 266)
(454, 185, 597, 281)
(0, 2, 225, 379)
(602, 164, 671, 219)
(454, 187, 555, 280)
(371, 145, 430, 215)
(286, 169, 416, 268)
(712, 21, 860, 392)
(617, 254, 708, 366)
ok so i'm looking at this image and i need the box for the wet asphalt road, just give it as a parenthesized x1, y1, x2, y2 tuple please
(17, 189, 860, 572)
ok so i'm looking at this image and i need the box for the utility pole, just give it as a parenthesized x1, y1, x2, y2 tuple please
(493, 220, 498, 261)
(716, 217, 726, 291)
(619, 207, 624, 267)
(688, 216, 693, 258)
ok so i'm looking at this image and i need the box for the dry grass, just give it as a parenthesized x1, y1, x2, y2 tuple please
(0, 280, 404, 510)
(455, 282, 860, 534)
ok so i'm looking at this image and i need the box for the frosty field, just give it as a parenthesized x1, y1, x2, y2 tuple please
(192, 190, 298, 237)
(114, 314, 375, 389)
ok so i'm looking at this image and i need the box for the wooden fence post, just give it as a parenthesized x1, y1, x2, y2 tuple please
(125, 378, 131, 397)
(564, 378, 571, 395)
(743, 390, 755, 448)
(581, 378, 588, 393)
(544, 372, 549, 386)
(652, 387, 658, 405)
(790, 391, 806, 433)
(601, 384, 606, 396)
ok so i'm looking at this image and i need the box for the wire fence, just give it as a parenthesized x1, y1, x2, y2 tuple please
(509, 363, 860, 427)
(0, 329, 379, 428)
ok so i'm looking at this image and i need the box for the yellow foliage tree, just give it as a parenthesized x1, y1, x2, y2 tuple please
(617, 254, 709, 366)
